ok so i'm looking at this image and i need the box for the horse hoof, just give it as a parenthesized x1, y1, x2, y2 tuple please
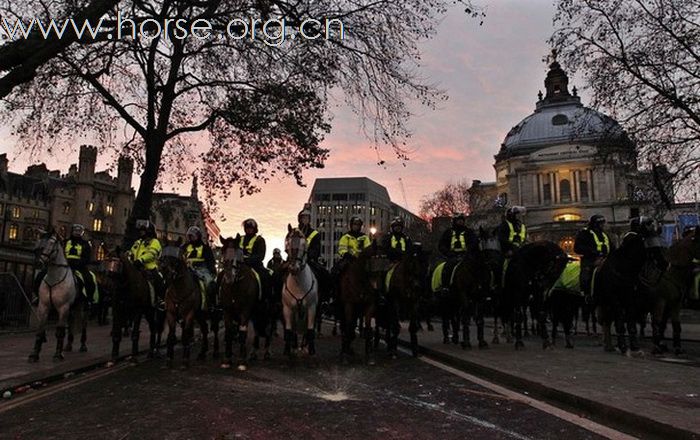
(237, 364, 247, 371)
(478, 341, 489, 349)
(411, 349, 419, 358)
(106, 360, 116, 368)
(451, 338, 459, 345)
(220, 363, 231, 369)
(53, 353, 64, 361)
(461, 342, 472, 350)
(367, 358, 376, 366)
(79, 345, 88, 353)
(28, 354, 39, 363)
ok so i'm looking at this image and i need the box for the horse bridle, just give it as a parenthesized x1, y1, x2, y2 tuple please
(286, 236, 307, 271)
(39, 236, 69, 268)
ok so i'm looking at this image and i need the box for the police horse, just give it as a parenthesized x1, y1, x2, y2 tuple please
(28, 228, 78, 362)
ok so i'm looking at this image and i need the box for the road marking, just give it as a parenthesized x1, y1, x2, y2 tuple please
(0, 363, 130, 414)
(406, 349, 638, 440)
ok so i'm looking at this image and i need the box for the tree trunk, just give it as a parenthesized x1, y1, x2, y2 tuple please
(123, 137, 165, 245)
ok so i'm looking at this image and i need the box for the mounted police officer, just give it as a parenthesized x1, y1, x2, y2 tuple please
(266, 248, 284, 272)
(436, 213, 479, 288)
(497, 206, 527, 257)
(297, 208, 331, 297)
(382, 217, 412, 262)
(337, 216, 372, 262)
(235, 218, 271, 300)
(128, 219, 165, 310)
(574, 214, 613, 301)
(64, 224, 96, 305)
(181, 225, 216, 311)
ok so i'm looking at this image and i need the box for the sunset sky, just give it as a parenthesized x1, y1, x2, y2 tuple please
(0, 0, 569, 259)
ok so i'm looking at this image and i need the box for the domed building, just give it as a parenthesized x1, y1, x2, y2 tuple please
(469, 56, 650, 253)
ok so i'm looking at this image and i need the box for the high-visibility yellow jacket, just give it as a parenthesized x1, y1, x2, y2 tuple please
(338, 233, 371, 258)
(129, 238, 162, 270)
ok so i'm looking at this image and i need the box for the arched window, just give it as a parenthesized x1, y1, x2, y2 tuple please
(560, 179, 571, 203)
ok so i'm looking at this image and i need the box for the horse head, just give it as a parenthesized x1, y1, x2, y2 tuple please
(34, 227, 62, 269)
(220, 236, 244, 283)
(285, 225, 307, 274)
(160, 244, 185, 284)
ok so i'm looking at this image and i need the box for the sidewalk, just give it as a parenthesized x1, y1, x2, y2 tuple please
(400, 321, 700, 439)
(0, 321, 144, 393)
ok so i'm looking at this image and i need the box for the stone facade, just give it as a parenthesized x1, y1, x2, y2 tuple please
(0, 146, 215, 262)
(467, 59, 653, 254)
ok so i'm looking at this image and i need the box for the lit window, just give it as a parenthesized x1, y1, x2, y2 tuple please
(11, 206, 21, 218)
(32, 209, 40, 218)
(8, 224, 19, 240)
(87, 201, 95, 212)
(96, 245, 106, 261)
(106, 204, 114, 216)
(93, 218, 103, 232)
(63, 203, 71, 215)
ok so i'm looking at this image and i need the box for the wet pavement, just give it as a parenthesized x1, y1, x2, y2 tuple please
(0, 326, 609, 440)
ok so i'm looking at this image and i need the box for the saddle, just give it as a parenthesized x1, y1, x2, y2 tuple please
(72, 270, 99, 303)
(431, 260, 461, 293)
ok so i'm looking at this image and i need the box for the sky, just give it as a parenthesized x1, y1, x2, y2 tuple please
(0, 0, 564, 260)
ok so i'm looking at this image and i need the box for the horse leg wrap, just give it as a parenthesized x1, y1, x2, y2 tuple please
(55, 326, 66, 355)
(672, 321, 682, 348)
(306, 329, 316, 356)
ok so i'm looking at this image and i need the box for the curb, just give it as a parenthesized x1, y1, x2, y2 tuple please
(397, 338, 699, 440)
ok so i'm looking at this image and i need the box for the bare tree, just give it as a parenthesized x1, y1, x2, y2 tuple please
(419, 180, 473, 221)
(551, 0, 700, 207)
(0, 0, 482, 242)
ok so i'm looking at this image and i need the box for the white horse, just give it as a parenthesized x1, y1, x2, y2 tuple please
(282, 225, 319, 358)
(28, 228, 77, 362)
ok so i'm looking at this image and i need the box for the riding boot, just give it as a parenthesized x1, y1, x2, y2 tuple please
(306, 329, 316, 356)
(651, 320, 664, 354)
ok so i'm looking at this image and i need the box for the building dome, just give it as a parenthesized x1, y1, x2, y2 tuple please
(498, 56, 628, 159)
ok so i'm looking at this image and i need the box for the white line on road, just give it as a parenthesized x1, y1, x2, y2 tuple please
(411, 350, 638, 440)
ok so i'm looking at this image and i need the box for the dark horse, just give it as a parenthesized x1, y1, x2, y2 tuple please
(595, 233, 656, 354)
(108, 251, 163, 364)
(160, 245, 209, 368)
(338, 245, 381, 365)
(385, 247, 429, 357)
(218, 236, 262, 371)
(502, 241, 568, 349)
(649, 234, 700, 355)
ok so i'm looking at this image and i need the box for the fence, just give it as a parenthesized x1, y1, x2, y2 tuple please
(0, 272, 31, 328)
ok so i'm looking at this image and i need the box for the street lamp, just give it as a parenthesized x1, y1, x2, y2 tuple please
(369, 226, 377, 237)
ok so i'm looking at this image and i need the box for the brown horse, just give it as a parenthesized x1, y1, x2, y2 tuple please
(108, 251, 163, 364)
(338, 244, 381, 365)
(218, 235, 260, 371)
(160, 245, 206, 368)
(385, 247, 428, 357)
